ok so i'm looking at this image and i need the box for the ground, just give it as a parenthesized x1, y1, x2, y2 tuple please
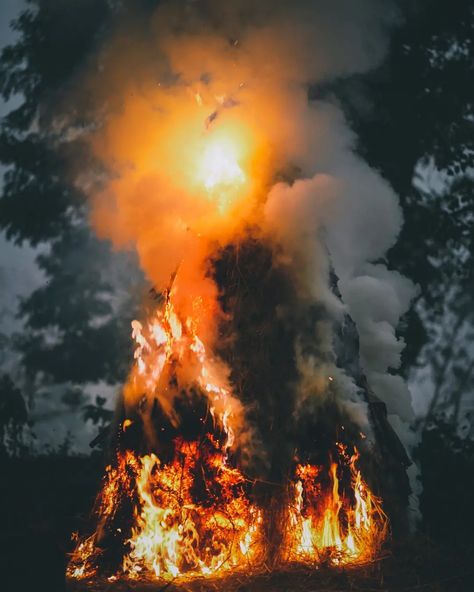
(66, 544, 474, 592)
(0, 455, 472, 592)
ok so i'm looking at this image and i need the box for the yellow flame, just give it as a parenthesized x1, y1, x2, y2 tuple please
(67, 290, 388, 582)
(286, 448, 388, 566)
(126, 286, 239, 450)
(67, 443, 264, 581)
(200, 140, 245, 191)
(197, 136, 247, 214)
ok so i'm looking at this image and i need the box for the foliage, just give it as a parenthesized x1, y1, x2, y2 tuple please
(0, 373, 29, 455)
(83, 394, 114, 428)
(416, 419, 474, 544)
(0, 0, 142, 397)
(335, 0, 474, 419)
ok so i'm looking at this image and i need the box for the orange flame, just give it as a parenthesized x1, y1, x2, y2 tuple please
(67, 439, 263, 581)
(286, 446, 388, 565)
(68, 443, 387, 582)
(124, 282, 243, 451)
(68, 251, 387, 584)
(124, 443, 263, 579)
(67, 286, 388, 582)
(68, 4, 396, 581)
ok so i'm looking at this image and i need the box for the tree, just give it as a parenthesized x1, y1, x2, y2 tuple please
(0, 373, 28, 455)
(334, 0, 474, 423)
(0, 0, 142, 434)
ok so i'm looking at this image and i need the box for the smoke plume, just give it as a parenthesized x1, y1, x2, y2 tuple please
(75, 0, 417, 512)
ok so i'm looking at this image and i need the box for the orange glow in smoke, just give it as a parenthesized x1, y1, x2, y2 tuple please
(201, 140, 245, 191)
(199, 137, 246, 213)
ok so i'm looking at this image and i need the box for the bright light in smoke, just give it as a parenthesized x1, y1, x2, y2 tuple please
(198, 137, 246, 212)
(201, 141, 245, 191)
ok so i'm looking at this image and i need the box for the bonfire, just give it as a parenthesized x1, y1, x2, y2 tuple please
(66, 1, 413, 586)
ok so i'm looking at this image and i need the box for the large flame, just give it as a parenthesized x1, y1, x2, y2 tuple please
(124, 442, 262, 579)
(67, 287, 388, 582)
(124, 279, 244, 451)
(68, 436, 387, 582)
(67, 285, 264, 582)
(286, 446, 388, 566)
(67, 439, 264, 581)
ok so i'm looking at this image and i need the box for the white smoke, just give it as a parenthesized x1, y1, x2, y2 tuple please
(248, 0, 419, 476)
(263, 104, 418, 429)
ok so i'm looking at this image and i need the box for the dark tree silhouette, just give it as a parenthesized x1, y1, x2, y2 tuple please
(0, 0, 142, 425)
(0, 373, 28, 455)
(334, 0, 474, 423)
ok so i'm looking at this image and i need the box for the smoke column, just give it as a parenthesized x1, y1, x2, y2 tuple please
(75, 0, 418, 518)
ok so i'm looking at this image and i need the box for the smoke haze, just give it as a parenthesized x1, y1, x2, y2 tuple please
(71, 0, 416, 498)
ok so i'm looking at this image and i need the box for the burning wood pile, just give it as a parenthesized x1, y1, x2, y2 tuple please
(67, 438, 387, 582)
(66, 0, 416, 586)
(67, 261, 389, 584)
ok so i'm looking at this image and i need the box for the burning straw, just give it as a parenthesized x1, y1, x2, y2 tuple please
(67, 282, 388, 583)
